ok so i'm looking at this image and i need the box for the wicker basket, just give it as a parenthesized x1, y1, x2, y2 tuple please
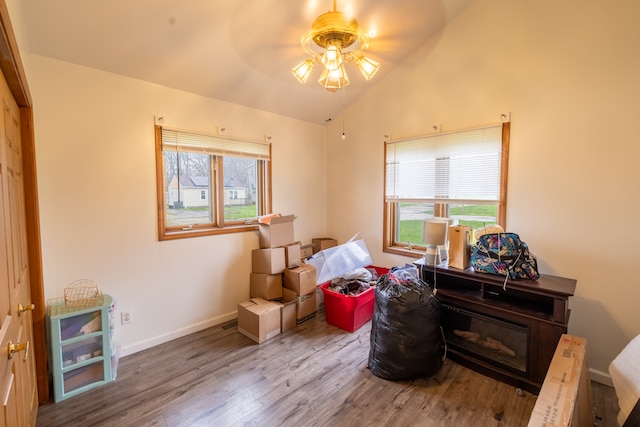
(63, 279, 103, 309)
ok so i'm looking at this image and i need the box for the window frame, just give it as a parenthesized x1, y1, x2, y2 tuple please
(154, 125, 272, 241)
(383, 122, 510, 257)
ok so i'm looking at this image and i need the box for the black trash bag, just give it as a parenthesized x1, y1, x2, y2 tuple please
(368, 272, 442, 380)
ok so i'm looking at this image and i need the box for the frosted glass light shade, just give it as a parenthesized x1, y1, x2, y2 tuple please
(320, 45, 343, 71)
(318, 64, 350, 92)
(356, 56, 381, 80)
(291, 59, 315, 84)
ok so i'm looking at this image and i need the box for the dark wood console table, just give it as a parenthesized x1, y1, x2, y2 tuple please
(414, 259, 576, 394)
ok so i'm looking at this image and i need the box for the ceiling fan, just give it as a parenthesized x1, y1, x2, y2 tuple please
(291, 0, 381, 92)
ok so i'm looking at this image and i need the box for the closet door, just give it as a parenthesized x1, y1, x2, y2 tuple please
(0, 65, 38, 427)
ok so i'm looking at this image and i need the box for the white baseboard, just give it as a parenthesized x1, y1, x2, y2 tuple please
(590, 367, 613, 387)
(118, 311, 237, 358)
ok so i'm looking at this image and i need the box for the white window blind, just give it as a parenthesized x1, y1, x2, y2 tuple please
(161, 128, 271, 160)
(385, 124, 503, 204)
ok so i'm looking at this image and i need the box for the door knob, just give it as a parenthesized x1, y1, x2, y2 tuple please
(7, 341, 29, 360)
(17, 303, 35, 316)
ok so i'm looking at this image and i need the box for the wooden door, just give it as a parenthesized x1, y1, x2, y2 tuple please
(0, 64, 38, 426)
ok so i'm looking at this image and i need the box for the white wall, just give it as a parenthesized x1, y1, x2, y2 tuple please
(326, 0, 640, 383)
(27, 55, 327, 355)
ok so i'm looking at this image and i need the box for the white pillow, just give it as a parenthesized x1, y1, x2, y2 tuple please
(609, 334, 640, 426)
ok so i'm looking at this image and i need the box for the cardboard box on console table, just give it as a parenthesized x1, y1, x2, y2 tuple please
(448, 225, 472, 270)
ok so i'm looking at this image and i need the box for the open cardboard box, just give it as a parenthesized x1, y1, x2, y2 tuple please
(258, 215, 296, 248)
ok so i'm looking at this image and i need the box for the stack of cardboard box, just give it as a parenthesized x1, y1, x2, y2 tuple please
(283, 264, 317, 324)
(238, 215, 323, 344)
(249, 247, 285, 301)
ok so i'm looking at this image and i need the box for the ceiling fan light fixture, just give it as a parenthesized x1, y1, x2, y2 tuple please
(292, 0, 380, 92)
(356, 55, 381, 80)
(292, 59, 315, 84)
(318, 63, 350, 92)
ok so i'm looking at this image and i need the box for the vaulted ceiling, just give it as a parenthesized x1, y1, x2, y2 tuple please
(22, 0, 474, 124)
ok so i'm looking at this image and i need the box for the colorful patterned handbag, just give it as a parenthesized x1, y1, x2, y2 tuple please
(471, 233, 540, 281)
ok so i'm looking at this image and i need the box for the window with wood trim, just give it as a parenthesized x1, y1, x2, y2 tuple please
(155, 126, 272, 240)
(383, 123, 509, 256)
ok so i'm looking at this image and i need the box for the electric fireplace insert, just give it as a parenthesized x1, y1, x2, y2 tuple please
(441, 303, 528, 375)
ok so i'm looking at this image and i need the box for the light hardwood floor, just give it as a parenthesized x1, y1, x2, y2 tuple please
(37, 311, 619, 427)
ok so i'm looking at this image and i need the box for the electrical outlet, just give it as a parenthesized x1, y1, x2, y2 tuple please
(121, 310, 132, 325)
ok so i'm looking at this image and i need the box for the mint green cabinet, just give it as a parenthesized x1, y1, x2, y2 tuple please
(47, 294, 114, 402)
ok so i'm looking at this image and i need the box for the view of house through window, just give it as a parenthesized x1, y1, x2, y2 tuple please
(156, 126, 271, 240)
(164, 151, 212, 226)
(384, 123, 509, 255)
(223, 156, 258, 221)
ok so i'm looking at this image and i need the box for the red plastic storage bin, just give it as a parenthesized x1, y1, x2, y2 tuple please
(320, 266, 389, 332)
